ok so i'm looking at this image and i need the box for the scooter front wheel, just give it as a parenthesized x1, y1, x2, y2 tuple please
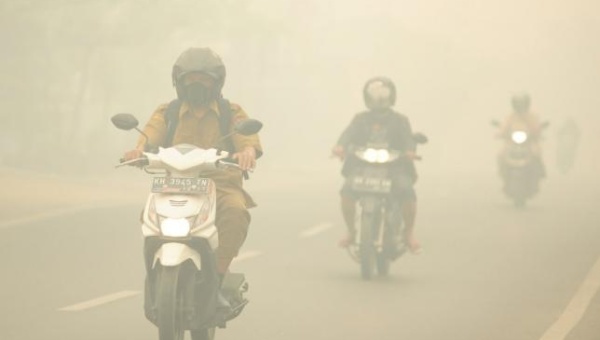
(157, 266, 185, 340)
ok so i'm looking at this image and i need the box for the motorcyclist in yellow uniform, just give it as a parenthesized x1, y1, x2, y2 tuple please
(498, 93, 545, 180)
(122, 48, 263, 300)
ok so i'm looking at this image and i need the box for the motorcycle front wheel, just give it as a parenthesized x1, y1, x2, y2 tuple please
(157, 266, 185, 340)
(191, 328, 216, 340)
(359, 212, 375, 280)
(376, 253, 390, 276)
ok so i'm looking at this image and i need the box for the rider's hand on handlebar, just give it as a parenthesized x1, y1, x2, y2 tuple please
(232, 147, 256, 171)
(406, 151, 422, 161)
(123, 149, 144, 162)
(331, 145, 345, 160)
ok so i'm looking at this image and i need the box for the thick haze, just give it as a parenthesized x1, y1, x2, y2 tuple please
(2, 2, 600, 339)
(1, 0, 599, 179)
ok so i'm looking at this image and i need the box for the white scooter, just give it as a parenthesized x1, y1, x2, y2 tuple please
(111, 113, 262, 340)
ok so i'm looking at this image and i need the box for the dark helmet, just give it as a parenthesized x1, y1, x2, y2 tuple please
(511, 93, 531, 114)
(171, 47, 226, 100)
(363, 77, 396, 110)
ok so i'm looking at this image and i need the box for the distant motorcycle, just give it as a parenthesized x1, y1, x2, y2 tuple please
(346, 133, 427, 280)
(111, 113, 262, 340)
(492, 120, 548, 207)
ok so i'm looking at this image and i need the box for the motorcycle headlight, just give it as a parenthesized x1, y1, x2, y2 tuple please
(160, 218, 191, 237)
(356, 148, 392, 163)
(376, 149, 390, 163)
(511, 131, 528, 144)
(363, 148, 379, 163)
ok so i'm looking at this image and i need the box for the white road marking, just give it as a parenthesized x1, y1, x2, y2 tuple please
(539, 256, 600, 340)
(58, 251, 262, 312)
(232, 250, 263, 264)
(300, 222, 334, 238)
(58, 290, 140, 312)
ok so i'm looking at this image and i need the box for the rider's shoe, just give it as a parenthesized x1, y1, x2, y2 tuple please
(217, 291, 232, 312)
(214, 290, 232, 328)
(216, 274, 232, 315)
(338, 232, 355, 248)
(406, 238, 422, 255)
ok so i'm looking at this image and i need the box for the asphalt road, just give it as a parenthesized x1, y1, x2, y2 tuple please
(1, 171, 599, 340)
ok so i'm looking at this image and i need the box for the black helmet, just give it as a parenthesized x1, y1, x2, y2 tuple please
(172, 47, 226, 100)
(511, 93, 531, 114)
(363, 77, 396, 110)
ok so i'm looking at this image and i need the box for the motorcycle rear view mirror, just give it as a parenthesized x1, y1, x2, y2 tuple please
(413, 132, 428, 145)
(111, 113, 151, 149)
(234, 119, 263, 136)
(111, 113, 139, 131)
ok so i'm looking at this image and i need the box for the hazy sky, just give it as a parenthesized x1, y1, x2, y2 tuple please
(1, 0, 598, 177)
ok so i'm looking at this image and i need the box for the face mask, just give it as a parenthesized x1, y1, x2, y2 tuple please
(185, 82, 215, 108)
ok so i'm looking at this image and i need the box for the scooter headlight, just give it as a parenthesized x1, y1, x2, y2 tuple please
(511, 131, 528, 144)
(160, 218, 191, 237)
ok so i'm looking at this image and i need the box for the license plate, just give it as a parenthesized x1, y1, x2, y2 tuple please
(151, 177, 211, 194)
(352, 176, 392, 193)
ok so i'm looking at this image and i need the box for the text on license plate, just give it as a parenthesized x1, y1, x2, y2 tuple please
(352, 177, 392, 192)
(151, 177, 210, 194)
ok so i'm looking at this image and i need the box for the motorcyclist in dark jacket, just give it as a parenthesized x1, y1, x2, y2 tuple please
(332, 77, 421, 254)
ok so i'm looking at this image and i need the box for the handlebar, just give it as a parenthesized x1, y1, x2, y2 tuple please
(115, 157, 148, 168)
(116, 155, 253, 179)
(218, 159, 252, 180)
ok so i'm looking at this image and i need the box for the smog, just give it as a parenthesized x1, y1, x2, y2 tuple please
(1, 1, 599, 339)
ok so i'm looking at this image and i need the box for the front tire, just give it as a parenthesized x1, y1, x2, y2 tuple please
(376, 253, 390, 276)
(359, 212, 375, 280)
(157, 266, 185, 340)
(191, 328, 216, 340)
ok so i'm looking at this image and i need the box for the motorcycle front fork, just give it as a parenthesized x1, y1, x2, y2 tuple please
(355, 202, 386, 252)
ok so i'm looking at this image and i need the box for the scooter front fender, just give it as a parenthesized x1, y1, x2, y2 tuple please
(152, 242, 201, 270)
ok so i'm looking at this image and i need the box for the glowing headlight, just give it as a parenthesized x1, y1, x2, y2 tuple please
(358, 148, 391, 163)
(160, 218, 191, 237)
(511, 131, 528, 144)
(363, 149, 378, 162)
(376, 149, 390, 163)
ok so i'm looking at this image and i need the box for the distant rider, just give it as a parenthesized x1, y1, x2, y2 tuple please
(498, 93, 545, 179)
(332, 77, 421, 254)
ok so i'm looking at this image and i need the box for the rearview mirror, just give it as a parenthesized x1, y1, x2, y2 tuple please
(111, 113, 139, 131)
(234, 119, 263, 136)
(413, 132, 428, 144)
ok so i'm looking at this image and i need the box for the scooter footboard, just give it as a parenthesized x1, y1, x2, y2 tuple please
(222, 273, 248, 301)
(221, 273, 249, 323)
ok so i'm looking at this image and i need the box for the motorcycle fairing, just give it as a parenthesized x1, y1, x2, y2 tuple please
(141, 179, 219, 249)
(153, 242, 202, 269)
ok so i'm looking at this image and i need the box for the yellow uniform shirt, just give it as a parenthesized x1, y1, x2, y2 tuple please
(136, 100, 262, 208)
